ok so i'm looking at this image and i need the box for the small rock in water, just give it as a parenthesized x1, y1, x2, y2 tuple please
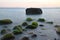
(21, 37, 29, 40)
(40, 35, 47, 37)
(28, 32, 34, 34)
(54, 38, 56, 40)
(54, 25, 60, 27)
(46, 21, 53, 24)
(3, 26, 8, 28)
(31, 34, 37, 38)
(39, 24, 44, 27)
(1, 29, 7, 34)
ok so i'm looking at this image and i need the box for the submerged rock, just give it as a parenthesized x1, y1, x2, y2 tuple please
(26, 25, 36, 29)
(38, 18, 45, 22)
(46, 21, 53, 24)
(21, 37, 29, 40)
(54, 38, 57, 40)
(56, 27, 60, 35)
(22, 22, 28, 26)
(26, 8, 42, 15)
(40, 34, 47, 37)
(39, 24, 44, 27)
(56, 31, 60, 35)
(54, 25, 60, 27)
(0, 29, 7, 34)
(31, 34, 37, 38)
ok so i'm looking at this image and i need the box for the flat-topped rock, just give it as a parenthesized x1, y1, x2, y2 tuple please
(26, 8, 42, 15)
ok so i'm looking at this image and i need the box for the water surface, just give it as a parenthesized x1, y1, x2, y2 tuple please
(0, 8, 60, 40)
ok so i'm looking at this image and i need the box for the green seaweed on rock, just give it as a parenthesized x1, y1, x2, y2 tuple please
(26, 22, 38, 29)
(32, 22, 38, 27)
(38, 18, 45, 22)
(22, 22, 28, 26)
(13, 25, 23, 35)
(26, 18, 33, 21)
(0, 19, 12, 25)
(1, 33, 15, 40)
(0, 29, 7, 34)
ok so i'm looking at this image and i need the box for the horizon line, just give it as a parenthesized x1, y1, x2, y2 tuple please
(0, 7, 60, 8)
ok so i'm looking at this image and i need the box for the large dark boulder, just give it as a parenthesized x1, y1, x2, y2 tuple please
(26, 8, 42, 15)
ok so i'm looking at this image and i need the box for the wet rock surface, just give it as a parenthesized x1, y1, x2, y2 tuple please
(21, 37, 29, 40)
(31, 34, 37, 38)
(0, 19, 12, 25)
(39, 24, 44, 27)
(26, 8, 42, 15)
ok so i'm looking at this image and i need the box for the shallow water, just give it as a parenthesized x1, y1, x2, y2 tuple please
(0, 8, 60, 40)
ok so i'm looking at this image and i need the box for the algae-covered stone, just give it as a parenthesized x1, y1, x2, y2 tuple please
(0, 29, 7, 34)
(13, 25, 23, 35)
(26, 25, 36, 29)
(26, 18, 33, 21)
(32, 22, 38, 27)
(1, 33, 15, 40)
(22, 22, 28, 26)
(38, 18, 45, 22)
(0, 19, 12, 25)
(26, 22, 38, 29)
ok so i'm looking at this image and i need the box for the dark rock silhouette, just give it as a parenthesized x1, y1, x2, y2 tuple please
(26, 8, 42, 15)
(31, 34, 37, 38)
(21, 37, 29, 40)
(56, 31, 60, 35)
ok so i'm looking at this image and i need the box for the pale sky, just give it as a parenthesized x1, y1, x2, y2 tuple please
(0, 0, 60, 7)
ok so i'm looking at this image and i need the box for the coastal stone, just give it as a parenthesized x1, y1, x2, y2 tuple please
(54, 25, 60, 27)
(1, 29, 7, 34)
(0, 19, 12, 25)
(21, 37, 29, 40)
(39, 24, 44, 27)
(31, 34, 37, 38)
(22, 22, 28, 26)
(56, 27, 60, 35)
(26, 8, 42, 15)
(1, 33, 15, 40)
(13, 25, 23, 35)
(26, 22, 38, 29)
(46, 21, 53, 24)
(26, 18, 33, 21)
(38, 18, 45, 22)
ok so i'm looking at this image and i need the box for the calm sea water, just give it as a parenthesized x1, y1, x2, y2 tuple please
(0, 8, 60, 40)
